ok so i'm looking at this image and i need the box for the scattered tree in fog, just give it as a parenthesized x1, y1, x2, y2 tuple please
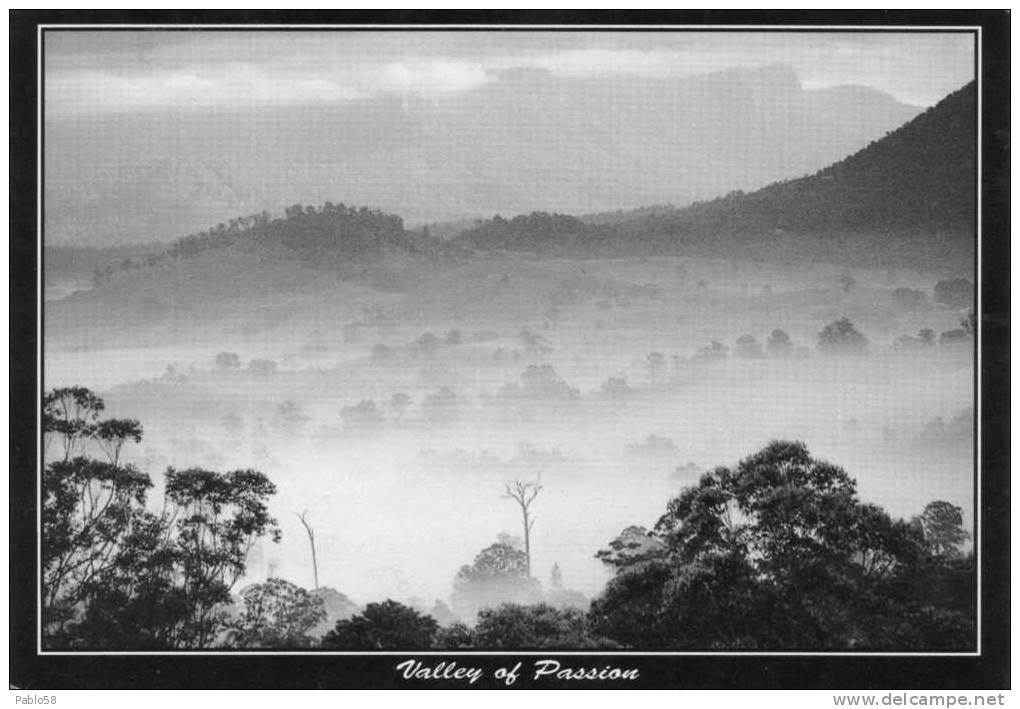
(445, 329, 462, 346)
(939, 328, 969, 344)
(414, 332, 442, 356)
(818, 318, 868, 355)
(670, 461, 705, 482)
(646, 352, 667, 386)
(388, 392, 412, 419)
(626, 434, 679, 458)
(503, 480, 542, 579)
(839, 273, 856, 293)
(340, 399, 386, 434)
(272, 400, 310, 436)
(296, 510, 320, 591)
(451, 542, 541, 620)
(225, 578, 326, 648)
(693, 340, 729, 362)
(500, 365, 580, 403)
(248, 358, 278, 375)
(518, 328, 553, 357)
(897, 328, 937, 349)
(918, 408, 973, 447)
(600, 375, 632, 401)
(734, 334, 765, 359)
(934, 278, 974, 309)
(422, 386, 458, 426)
(320, 600, 439, 649)
(961, 309, 976, 336)
(766, 328, 794, 357)
(550, 563, 563, 589)
(891, 287, 928, 309)
(589, 441, 974, 650)
(214, 352, 241, 371)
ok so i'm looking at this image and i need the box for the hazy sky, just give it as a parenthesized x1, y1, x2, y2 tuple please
(45, 30, 975, 116)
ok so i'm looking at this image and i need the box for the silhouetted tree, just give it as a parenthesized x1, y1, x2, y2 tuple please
(504, 481, 542, 578)
(818, 318, 868, 355)
(767, 328, 794, 357)
(451, 543, 541, 620)
(734, 334, 764, 359)
(916, 501, 969, 558)
(226, 578, 326, 648)
(214, 352, 241, 371)
(42, 388, 281, 649)
(340, 400, 386, 434)
(590, 441, 974, 650)
(934, 279, 973, 309)
(321, 600, 438, 649)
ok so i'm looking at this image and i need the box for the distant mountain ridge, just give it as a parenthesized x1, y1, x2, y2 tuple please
(46, 80, 973, 292)
(656, 80, 976, 236)
(450, 81, 975, 267)
(45, 64, 920, 247)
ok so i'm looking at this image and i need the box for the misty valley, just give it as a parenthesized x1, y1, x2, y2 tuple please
(41, 71, 977, 652)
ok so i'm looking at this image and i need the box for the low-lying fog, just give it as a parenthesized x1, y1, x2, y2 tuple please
(44, 253, 974, 610)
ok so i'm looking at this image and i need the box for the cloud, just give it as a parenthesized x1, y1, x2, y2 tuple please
(45, 57, 496, 117)
(379, 60, 491, 94)
(43, 32, 974, 117)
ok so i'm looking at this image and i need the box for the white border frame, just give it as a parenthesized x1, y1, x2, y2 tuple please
(35, 22, 984, 659)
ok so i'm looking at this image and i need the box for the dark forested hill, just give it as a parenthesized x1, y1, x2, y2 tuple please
(454, 81, 976, 267)
(666, 81, 976, 236)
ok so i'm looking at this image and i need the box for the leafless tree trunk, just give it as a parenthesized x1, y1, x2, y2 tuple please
(297, 510, 319, 590)
(503, 481, 541, 578)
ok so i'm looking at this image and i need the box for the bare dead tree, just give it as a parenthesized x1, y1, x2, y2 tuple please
(503, 480, 542, 578)
(297, 510, 319, 590)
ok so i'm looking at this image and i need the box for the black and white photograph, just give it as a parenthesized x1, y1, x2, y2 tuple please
(9, 11, 1009, 691)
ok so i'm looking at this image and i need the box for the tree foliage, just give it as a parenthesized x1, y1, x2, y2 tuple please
(320, 600, 439, 649)
(590, 441, 975, 650)
(451, 542, 541, 620)
(818, 317, 868, 355)
(42, 387, 281, 649)
(226, 578, 326, 648)
(472, 603, 613, 649)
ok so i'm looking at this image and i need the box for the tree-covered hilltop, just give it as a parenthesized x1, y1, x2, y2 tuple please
(167, 202, 432, 263)
(457, 212, 587, 252)
(90, 201, 450, 288)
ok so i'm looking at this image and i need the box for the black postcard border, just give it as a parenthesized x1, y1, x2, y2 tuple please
(9, 9, 1010, 690)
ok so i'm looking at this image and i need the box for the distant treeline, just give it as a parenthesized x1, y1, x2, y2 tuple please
(84, 80, 974, 284)
(167, 202, 432, 262)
